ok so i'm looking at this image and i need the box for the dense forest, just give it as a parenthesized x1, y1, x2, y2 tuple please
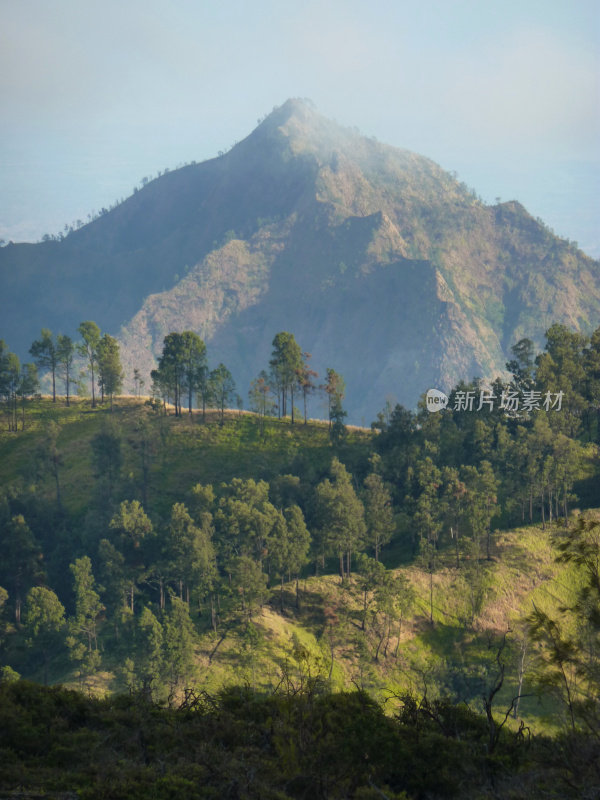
(0, 321, 599, 797)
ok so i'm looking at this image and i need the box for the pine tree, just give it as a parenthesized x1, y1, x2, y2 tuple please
(97, 333, 123, 409)
(17, 363, 38, 430)
(180, 331, 207, 414)
(163, 596, 197, 690)
(209, 363, 235, 425)
(136, 606, 164, 697)
(24, 586, 65, 685)
(77, 321, 101, 408)
(363, 461, 395, 560)
(0, 515, 44, 624)
(29, 328, 59, 402)
(56, 334, 75, 406)
(249, 370, 274, 434)
(297, 351, 318, 424)
(323, 368, 346, 433)
(269, 332, 303, 421)
(109, 500, 153, 612)
(67, 556, 103, 682)
(315, 458, 366, 582)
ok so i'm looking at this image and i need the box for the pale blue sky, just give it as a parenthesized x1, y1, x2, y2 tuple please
(1, 0, 599, 254)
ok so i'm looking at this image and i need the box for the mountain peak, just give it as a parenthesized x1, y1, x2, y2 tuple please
(261, 97, 320, 127)
(248, 97, 370, 166)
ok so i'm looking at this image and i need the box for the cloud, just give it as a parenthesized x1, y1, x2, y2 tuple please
(2, 1, 597, 161)
(439, 28, 599, 158)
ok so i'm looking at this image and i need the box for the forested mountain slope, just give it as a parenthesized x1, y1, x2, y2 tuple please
(2, 313, 600, 790)
(0, 364, 598, 732)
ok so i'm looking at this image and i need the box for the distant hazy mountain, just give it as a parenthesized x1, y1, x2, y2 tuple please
(2, 98, 599, 422)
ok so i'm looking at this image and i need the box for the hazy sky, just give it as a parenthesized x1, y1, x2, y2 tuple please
(1, 0, 599, 255)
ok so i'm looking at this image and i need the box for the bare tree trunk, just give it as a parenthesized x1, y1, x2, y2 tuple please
(53, 462, 62, 510)
(208, 632, 227, 663)
(210, 594, 217, 632)
(541, 489, 546, 530)
(429, 571, 434, 626)
(383, 616, 391, 658)
(91, 361, 96, 407)
(394, 616, 403, 658)
(455, 525, 460, 569)
(513, 638, 528, 719)
(374, 630, 385, 662)
(328, 638, 334, 680)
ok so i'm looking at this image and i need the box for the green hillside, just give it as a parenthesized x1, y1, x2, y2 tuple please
(0, 399, 369, 517)
(0, 393, 597, 736)
(0, 370, 599, 797)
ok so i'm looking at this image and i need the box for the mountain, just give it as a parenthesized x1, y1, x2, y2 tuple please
(1, 98, 599, 421)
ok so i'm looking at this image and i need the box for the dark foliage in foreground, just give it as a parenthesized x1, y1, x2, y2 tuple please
(0, 680, 598, 799)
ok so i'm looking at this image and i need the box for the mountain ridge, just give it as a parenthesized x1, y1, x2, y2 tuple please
(1, 99, 599, 420)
